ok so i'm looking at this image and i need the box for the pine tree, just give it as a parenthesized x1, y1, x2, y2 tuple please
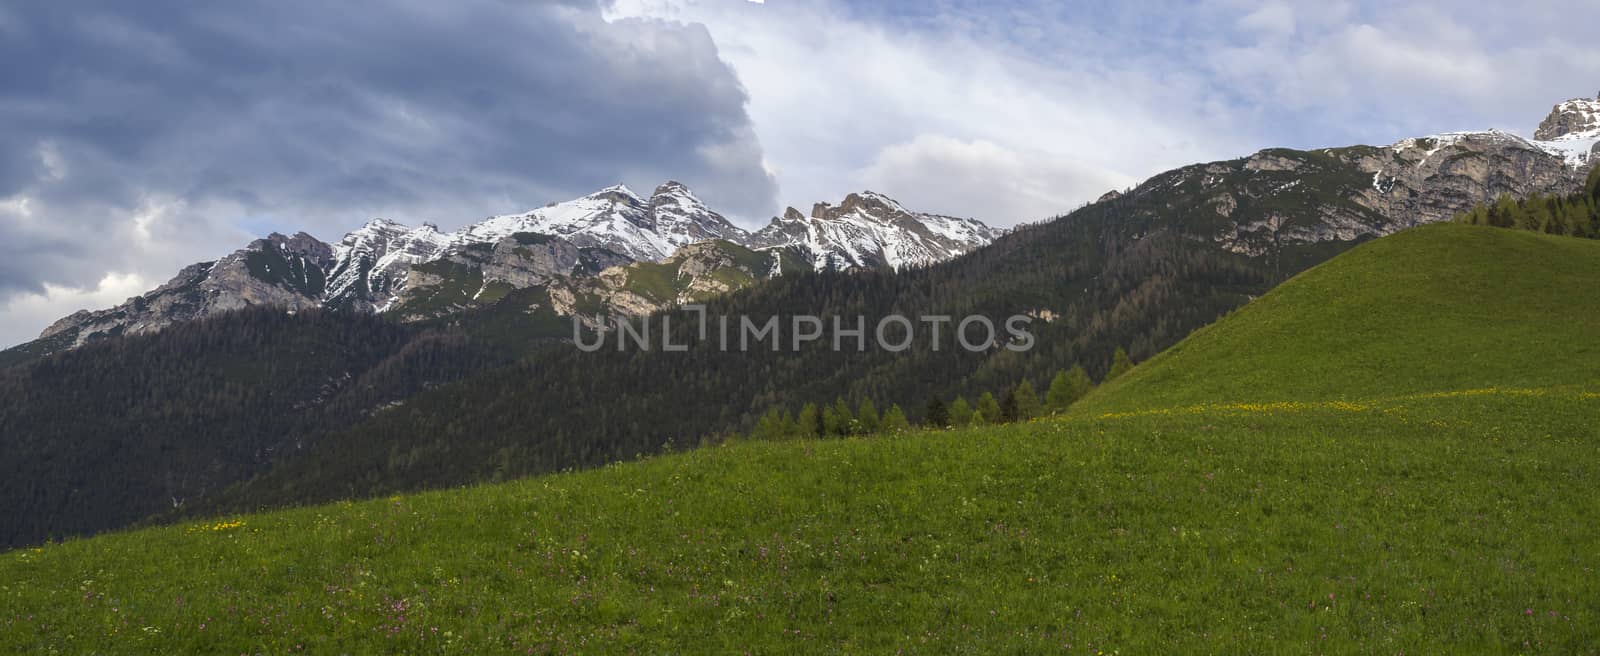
(1107, 347, 1134, 381)
(948, 397, 974, 426)
(828, 397, 855, 436)
(1013, 380, 1041, 420)
(881, 404, 911, 434)
(1045, 370, 1072, 412)
(797, 402, 823, 439)
(1066, 365, 1094, 406)
(976, 392, 1002, 425)
(924, 395, 950, 429)
(752, 408, 783, 440)
(1000, 386, 1021, 423)
(856, 398, 881, 434)
(778, 409, 799, 440)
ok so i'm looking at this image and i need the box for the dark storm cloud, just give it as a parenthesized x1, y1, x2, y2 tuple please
(0, 0, 777, 303)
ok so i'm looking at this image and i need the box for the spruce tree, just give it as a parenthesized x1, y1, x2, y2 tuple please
(924, 395, 950, 429)
(1013, 380, 1041, 420)
(797, 402, 823, 439)
(881, 404, 911, 433)
(948, 397, 974, 426)
(1045, 370, 1072, 412)
(753, 408, 783, 440)
(1068, 365, 1093, 404)
(1000, 386, 1021, 423)
(778, 409, 799, 440)
(856, 398, 881, 434)
(829, 397, 855, 436)
(1043, 363, 1094, 409)
(976, 392, 1002, 425)
(1107, 347, 1134, 381)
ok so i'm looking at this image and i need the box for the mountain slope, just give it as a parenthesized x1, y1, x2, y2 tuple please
(5, 224, 1598, 652)
(28, 233, 334, 351)
(1076, 223, 1600, 414)
(0, 309, 506, 548)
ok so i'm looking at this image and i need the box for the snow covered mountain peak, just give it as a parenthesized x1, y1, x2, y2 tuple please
(584, 183, 643, 203)
(1530, 94, 1600, 168)
(751, 191, 1002, 271)
(647, 180, 749, 248)
(1536, 94, 1600, 141)
(462, 180, 744, 262)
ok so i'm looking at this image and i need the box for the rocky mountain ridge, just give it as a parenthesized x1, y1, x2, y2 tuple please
(21, 185, 997, 353)
(1143, 96, 1596, 258)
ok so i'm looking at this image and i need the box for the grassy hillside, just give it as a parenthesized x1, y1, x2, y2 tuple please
(3, 224, 1598, 652)
(1079, 223, 1600, 413)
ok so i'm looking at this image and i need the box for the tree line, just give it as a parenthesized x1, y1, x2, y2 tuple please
(745, 349, 1131, 440)
(1456, 165, 1600, 237)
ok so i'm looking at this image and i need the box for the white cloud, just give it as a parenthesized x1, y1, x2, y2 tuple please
(608, 0, 1254, 225)
(1206, 2, 1600, 143)
(614, 0, 1600, 220)
(1237, 2, 1296, 39)
(858, 136, 1132, 225)
(0, 272, 151, 347)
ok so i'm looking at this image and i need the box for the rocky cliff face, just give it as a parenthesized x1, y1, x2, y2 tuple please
(391, 233, 801, 328)
(385, 232, 632, 322)
(587, 239, 803, 317)
(37, 233, 334, 349)
(1154, 98, 1595, 258)
(1535, 94, 1600, 141)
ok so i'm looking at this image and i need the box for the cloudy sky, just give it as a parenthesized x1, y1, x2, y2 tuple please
(2, 0, 1598, 347)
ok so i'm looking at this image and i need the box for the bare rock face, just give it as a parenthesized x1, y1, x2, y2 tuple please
(591, 239, 784, 314)
(1534, 94, 1600, 141)
(1357, 130, 1584, 228)
(386, 232, 599, 322)
(1135, 96, 1597, 259)
(38, 233, 334, 348)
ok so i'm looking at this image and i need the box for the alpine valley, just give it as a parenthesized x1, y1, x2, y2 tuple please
(1, 94, 1597, 550)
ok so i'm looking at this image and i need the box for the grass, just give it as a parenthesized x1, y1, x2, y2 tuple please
(3, 224, 1599, 653)
(1081, 224, 1600, 413)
